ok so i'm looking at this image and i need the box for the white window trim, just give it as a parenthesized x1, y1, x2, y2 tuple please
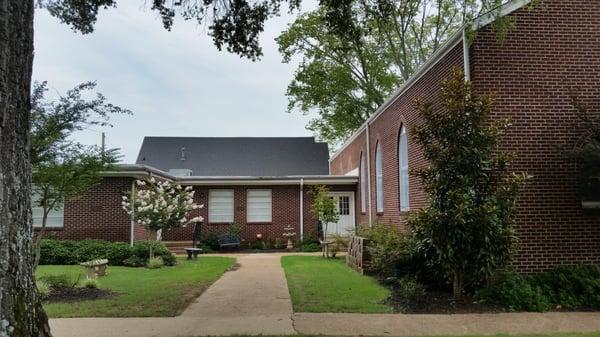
(375, 142, 384, 213)
(399, 126, 410, 212)
(246, 189, 272, 223)
(360, 153, 366, 213)
(208, 189, 234, 223)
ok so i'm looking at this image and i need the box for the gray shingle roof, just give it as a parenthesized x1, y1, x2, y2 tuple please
(135, 137, 329, 176)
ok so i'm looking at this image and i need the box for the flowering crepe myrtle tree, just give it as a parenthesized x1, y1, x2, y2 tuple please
(122, 177, 203, 260)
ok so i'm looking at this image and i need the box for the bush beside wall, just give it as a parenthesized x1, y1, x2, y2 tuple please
(478, 265, 600, 311)
(39, 239, 176, 266)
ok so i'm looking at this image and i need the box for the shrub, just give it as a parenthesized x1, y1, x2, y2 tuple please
(477, 270, 551, 312)
(122, 255, 146, 267)
(479, 266, 600, 312)
(104, 242, 134, 265)
(38, 239, 176, 266)
(362, 224, 411, 277)
(200, 231, 220, 251)
(131, 241, 176, 266)
(83, 277, 99, 289)
(531, 265, 600, 309)
(147, 257, 164, 269)
(274, 238, 284, 249)
(395, 277, 426, 301)
(39, 274, 78, 289)
(299, 242, 320, 252)
(39, 239, 79, 265)
(198, 243, 213, 253)
(37, 281, 50, 299)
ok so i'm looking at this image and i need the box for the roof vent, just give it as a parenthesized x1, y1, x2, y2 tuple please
(180, 147, 186, 162)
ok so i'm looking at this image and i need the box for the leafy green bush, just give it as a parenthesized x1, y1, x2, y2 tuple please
(531, 265, 600, 308)
(39, 274, 78, 289)
(122, 255, 146, 267)
(395, 277, 426, 300)
(299, 242, 320, 252)
(83, 277, 99, 289)
(39, 239, 79, 265)
(147, 257, 164, 269)
(479, 266, 600, 312)
(360, 224, 412, 277)
(478, 270, 551, 312)
(39, 239, 176, 266)
(200, 231, 220, 251)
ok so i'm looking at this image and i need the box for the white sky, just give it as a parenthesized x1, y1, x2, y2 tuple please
(33, 1, 317, 163)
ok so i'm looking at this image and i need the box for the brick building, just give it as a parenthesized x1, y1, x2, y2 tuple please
(35, 137, 357, 245)
(329, 0, 600, 272)
(36, 0, 599, 271)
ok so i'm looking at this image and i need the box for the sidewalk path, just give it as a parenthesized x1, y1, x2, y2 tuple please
(293, 312, 600, 336)
(49, 253, 600, 337)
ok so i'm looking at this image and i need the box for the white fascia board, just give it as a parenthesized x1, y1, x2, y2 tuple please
(473, 0, 531, 29)
(181, 176, 358, 186)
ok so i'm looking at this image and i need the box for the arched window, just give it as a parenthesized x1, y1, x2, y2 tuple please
(375, 142, 383, 213)
(398, 126, 409, 211)
(360, 152, 366, 213)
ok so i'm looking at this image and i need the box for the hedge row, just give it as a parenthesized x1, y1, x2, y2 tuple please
(39, 239, 176, 266)
(478, 265, 600, 311)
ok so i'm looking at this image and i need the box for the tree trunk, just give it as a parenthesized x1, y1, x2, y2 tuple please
(0, 1, 52, 336)
(453, 270, 464, 301)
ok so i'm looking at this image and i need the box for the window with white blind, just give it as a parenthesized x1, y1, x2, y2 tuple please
(375, 142, 384, 213)
(398, 126, 410, 211)
(208, 189, 234, 223)
(32, 189, 64, 228)
(247, 189, 272, 223)
(360, 153, 366, 213)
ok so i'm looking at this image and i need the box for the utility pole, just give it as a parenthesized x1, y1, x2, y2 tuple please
(101, 132, 106, 154)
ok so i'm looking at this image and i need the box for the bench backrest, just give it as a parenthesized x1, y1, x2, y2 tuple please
(218, 234, 240, 244)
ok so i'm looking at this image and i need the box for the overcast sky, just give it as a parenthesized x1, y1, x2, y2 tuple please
(33, 1, 317, 163)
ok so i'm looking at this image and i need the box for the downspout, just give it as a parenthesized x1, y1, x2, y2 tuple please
(365, 123, 373, 227)
(129, 179, 136, 247)
(299, 178, 304, 240)
(462, 27, 471, 81)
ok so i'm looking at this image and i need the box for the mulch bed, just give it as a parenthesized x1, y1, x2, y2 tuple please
(45, 287, 119, 303)
(387, 291, 501, 314)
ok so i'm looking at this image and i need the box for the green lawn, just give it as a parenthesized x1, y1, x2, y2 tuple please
(281, 256, 392, 313)
(37, 256, 235, 317)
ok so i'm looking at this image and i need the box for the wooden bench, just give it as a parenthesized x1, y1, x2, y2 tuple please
(218, 234, 241, 250)
(185, 247, 203, 260)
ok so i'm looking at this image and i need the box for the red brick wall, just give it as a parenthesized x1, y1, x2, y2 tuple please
(41, 177, 133, 242)
(470, 0, 600, 272)
(331, 42, 464, 231)
(330, 0, 600, 272)
(50, 179, 356, 244)
(160, 184, 357, 243)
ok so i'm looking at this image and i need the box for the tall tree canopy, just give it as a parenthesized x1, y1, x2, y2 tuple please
(278, 0, 515, 146)
(38, 0, 303, 60)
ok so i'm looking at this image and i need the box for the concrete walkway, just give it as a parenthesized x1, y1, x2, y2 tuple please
(49, 253, 600, 337)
